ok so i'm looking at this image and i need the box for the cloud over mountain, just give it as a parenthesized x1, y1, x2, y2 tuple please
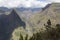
(0, 0, 48, 8)
(46, 0, 60, 2)
(0, 0, 60, 8)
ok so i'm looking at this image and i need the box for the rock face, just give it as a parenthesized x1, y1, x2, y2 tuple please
(0, 9, 26, 40)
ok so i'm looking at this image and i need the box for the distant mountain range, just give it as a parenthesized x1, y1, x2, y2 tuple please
(0, 7, 41, 12)
(16, 7, 41, 12)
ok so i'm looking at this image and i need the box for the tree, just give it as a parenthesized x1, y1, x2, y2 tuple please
(44, 19, 52, 30)
(47, 19, 51, 26)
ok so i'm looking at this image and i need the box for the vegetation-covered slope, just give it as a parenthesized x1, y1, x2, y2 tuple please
(29, 3, 60, 30)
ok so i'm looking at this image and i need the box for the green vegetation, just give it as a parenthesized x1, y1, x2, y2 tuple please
(19, 19, 60, 40)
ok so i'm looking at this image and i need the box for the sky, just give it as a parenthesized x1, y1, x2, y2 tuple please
(0, 0, 60, 8)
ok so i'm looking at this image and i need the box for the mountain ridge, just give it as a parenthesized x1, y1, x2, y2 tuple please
(29, 3, 60, 29)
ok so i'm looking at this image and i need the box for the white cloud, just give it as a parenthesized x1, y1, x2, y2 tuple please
(45, 0, 60, 2)
(0, 0, 48, 8)
(0, 0, 60, 8)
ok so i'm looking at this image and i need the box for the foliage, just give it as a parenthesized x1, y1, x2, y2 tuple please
(19, 19, 60, 40)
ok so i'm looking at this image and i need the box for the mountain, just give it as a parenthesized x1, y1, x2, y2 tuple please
(12, 3, 60, 40)
(16, 7, 41, 12)
(0, 7, 41, 22)
(0, 9, 26, 40)
(0, 7, 41, 20)
(28, 3, 60, 32)
(0, 7, 11, 11)
(0, 7, 41, 12)
(1, 3, 60, 40)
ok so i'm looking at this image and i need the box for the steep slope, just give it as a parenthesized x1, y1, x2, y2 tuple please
(0, 9, 26, 40)
(28, 3, 60, 32)
(41, 3, 60, 24)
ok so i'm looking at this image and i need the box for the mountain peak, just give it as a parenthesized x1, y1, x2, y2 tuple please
(42, 4, 51, 11)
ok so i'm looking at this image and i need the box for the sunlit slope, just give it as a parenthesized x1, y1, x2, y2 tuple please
(29, 3, 60, 29)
